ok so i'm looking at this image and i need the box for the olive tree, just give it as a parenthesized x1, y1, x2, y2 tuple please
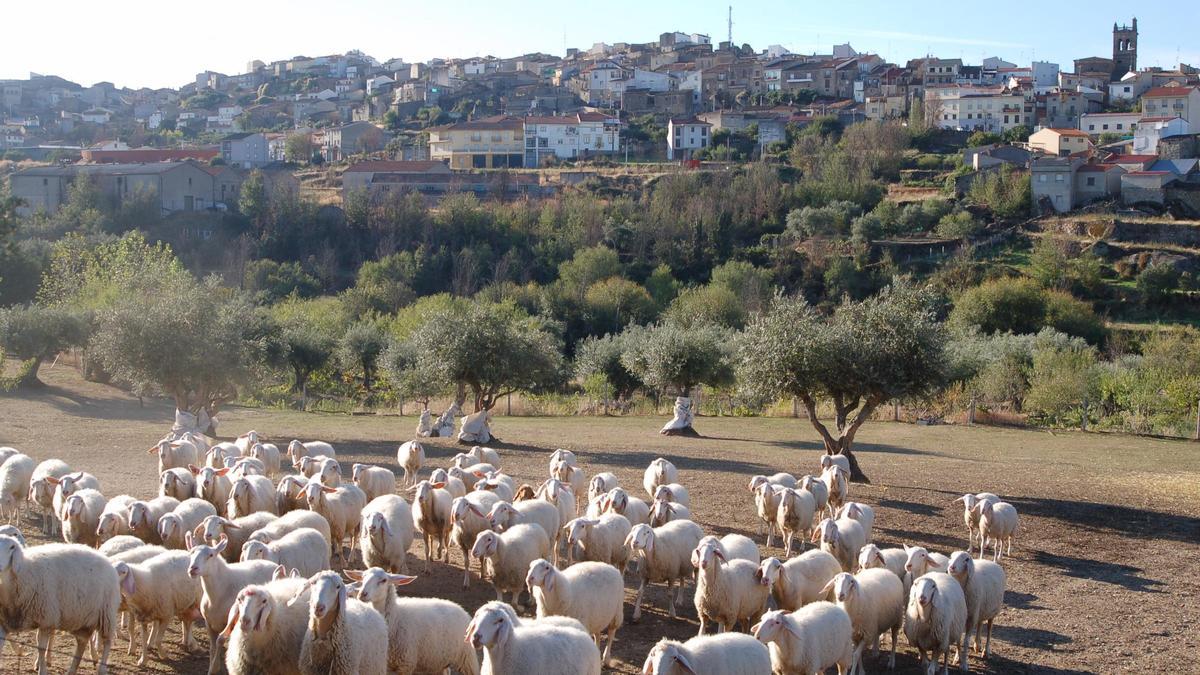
(574, 332, 644, 405)
(620, 322, 734, 435)
(402, 302, 563, 412)
(279, 322, 334, 409)
(89, 276, 272, 433)
(0, 306, 90, 387)
(380, 339, 448, 410)
(738, 281, 950, 482)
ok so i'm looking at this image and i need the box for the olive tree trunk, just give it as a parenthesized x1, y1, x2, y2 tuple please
(799, 394, 878, 484)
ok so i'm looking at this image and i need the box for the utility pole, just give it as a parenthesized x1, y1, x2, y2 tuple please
(727, 6, 733, 44)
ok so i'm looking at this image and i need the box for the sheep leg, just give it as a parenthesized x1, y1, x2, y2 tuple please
(64, 632, 88, 675)
(153, 619, 168, 658)
(181, 617, 196, 652)
(95, 628, 112, 675)
(696, 612, 707, 636)
(631, 579, 646, 622)
(889, 625, 899, 669)
(764, 522, 773, 548)
(423, 534, 432, 572)
(461, 558, 471, 589)
(984, 619, 993, 659)
(35, 627, 52, 675)
(602, 625, 616, 665)
(207, 629, 224, 675)
(850, 641, 864, 675)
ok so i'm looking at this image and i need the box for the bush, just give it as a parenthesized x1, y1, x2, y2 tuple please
(243, 259, 321, 303)
(936, 210, 982, 239)
(1024, 341, 1099, 425)
(0, 305, 90, 386)
(1136, 263, 1180, 306)
(785, 201, 862, 238)
(967, 131, 1001, 147)
(967, 165, 1030, 219)
(950, 277, 1106, 344)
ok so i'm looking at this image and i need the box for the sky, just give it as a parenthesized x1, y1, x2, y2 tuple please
(2, 1, 1197, 89)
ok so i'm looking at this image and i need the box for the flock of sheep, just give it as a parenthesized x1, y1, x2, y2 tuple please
(0, 428, 1022, 675)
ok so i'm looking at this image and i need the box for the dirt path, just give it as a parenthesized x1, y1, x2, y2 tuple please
(1, 366, 1197, 673)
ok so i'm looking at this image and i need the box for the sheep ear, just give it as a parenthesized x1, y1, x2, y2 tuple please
(45, 476, 60, 485)
(463, 619, 477, 644)
(147, 446, 160, 454)
(285, 581, 311, 607)
(431, 482, 445, 489)
(344, 569, 364, 581)
(119, 568, 135, 596)
(388, 574, 417, 586)
(220, 601, 241, 639)
(185, 532, 194, 550)
(320, 486, 337, 494)
(272, 565, 288, 581)
(215, 537, 227, 553)
(674, 653, 698, 674)
(188, 464, 200, 474)
(783, 619, 806, 639)
(215, 468, 231, 476)
(819, 578, 836, 597)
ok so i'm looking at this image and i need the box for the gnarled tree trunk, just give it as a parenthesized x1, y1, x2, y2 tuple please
(799, 393, 879, 484)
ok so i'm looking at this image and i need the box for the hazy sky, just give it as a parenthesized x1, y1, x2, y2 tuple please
(2, 1, 1195, 89)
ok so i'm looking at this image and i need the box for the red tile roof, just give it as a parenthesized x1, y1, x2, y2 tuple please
(1077, 164, 1116, 172)
(1045, 128, 1090, 137)
(81, 148, 219, 164)
(1125, 171, 1172, 176)
(1143, 85, 1198, 98)
(1138, 116, 1182, 123)
(1108, 154, 1157, 163)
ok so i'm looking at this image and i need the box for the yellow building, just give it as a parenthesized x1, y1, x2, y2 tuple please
(428, 115, 525, 168)
(1028, 128, 1094, 157)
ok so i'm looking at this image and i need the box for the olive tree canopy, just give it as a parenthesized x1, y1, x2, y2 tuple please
(738, 281, 950, 482)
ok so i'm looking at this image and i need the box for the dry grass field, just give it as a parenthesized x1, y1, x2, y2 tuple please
(1, 365, 1198, 674)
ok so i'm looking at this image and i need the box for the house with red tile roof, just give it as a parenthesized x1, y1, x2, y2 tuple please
(1139, 84, 1200, 130)
(1028, 128, 1094, 157)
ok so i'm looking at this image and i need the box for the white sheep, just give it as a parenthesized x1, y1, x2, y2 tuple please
(465, 445, 501, 467)
(758, 551, 842, 611)
(820, 465, 849, 518)
(450, 491, 502, 588)
(652, 483, 691, 509)
(303, 481, 367, 563)
(274, 474, 309, 514)
(157, 498, 218, 549)
(748, 472, 798, 492)
(248, 442, 281, 476)
(586, 472, 619, 505)
(535, 478, 576, 534)
(358, 494, 414, 574)
(799, 474, 830, 516)
(471, 524, 550, 604)
(287, 439, 336, 463)
(226, 474, 277, 518)
(207, 442, 240, 468)
(197, 512, 280, 562)
(753, 483, 785, 547)
(812, 517, 866, 572)
(858, 543, 910, 596)
(526, 558, 623, 663)
(642, 457, 678, 499)
(695, 533, 760, 564)
(752, 604, 854, 675)
(0, 536, 119, 674)
(777, 487, 817, 557)
(245, 508, 332, 547)
(692, 538, 771, 634)
(563, 514, 632, 571)
(27, 458, 72, 534)
(822, 569, 905, 673)
(975, 500, 1019, 561)
(194, 465, 233, 511)
(946, 551, 1006, 661)
(233, 430, 261, 456)
(315, 457, 342, 487)
(241, 527, 330, 577)
(220, 575, 313, 675)
(475, 475, 516, 503)
(148, 438, 200, 474)
(488, 499, 561, 563)
(904, 545, 950, 580)
(643, 633, 771, 675)
(836, 501, 875, 544)
(820, 453, 851, 475)
(293, 455, 327, 478)
(160, 467, 197, 500)
(229, 456, 268, 478)
(429, 468, 466, 499)
(954, 493, 1000, 556)
(625, 519, 704, 622)
(0, 453, 35, 523)
(600, 487, 649, 525)
(551, 460, 586, 508)
(187, 536, 281, 674)
(548, 448, 576, 472)
(351, 463, 396, 502)
(453, 459, 496, 476)
(347, 567, 480, 675)
(466, 601, 601, 675)
(391, 439, 424, 485)
(94, 494, 138, 544)
(411, 480, 453, 572)
(114, 550, 203, 664)
(649, 497, 692, 527)
(0, 447, 17, 464)
(98, 535, 146, 558)
(49, 471, 101, 534)
(60, 488, 108, 547)
(291, 570, 388, 675)
(904, 572, 968, 675)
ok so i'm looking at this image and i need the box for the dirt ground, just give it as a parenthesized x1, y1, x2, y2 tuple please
(1, 365, 1198, 674)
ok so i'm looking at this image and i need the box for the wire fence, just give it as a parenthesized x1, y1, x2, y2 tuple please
(2, 630, 198, 674)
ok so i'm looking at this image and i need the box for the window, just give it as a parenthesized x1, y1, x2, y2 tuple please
(1038, 174, 1047, 182)
(1055, 174, 1064, 182)
(1102, 124, 1109, 130)
(1088, 124, 1095, 130)
(42, 178, 47, 186)
(1086, 177, 1096, 186)
(1116, 124, 1123, 130)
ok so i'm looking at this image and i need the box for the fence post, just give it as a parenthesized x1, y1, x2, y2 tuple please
(506, 393, 511, 416)
(792, 397, 799, 418)
(893, 401, 900, 422)
(1194, 398, 1200, 441)
(1081, 397, 1089, 432)
(603, 383, 609, 416)
(968, 395, 976, 426)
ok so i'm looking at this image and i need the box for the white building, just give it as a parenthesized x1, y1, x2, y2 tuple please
(925, 85, 1027, 132)
(1133, 116, 1191, 154)
(1109, 71, 1150, 102)
(666, 118, 710, 160)
(1031, 61, 1060, 87)
(1078, 112, 1142, 137)
(523, 112, 620, 166)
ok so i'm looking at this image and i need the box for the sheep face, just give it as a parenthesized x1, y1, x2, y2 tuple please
(187, 540, 227, 578)
(758, 557, 783, 589)
(0, 534, 24, 573)
(305, 572, 346, 636)
(564, 518, 597, 547)
(748, 475, 770, 492)
(28, 478, 54, 508)
(114, 561, 135, 597)
(691, 540, 723, 571)
(225, 587, 273, 637)
(824, 572, 857, 602)
(287, 440, 305, 461)
(625, 524, 654, 555)
(158, 514, 182, 543)
(242, 540, 270, 562)
(302, 482, 335, 510)
(911, 576, 938, 620)
(317, 459, 340, 485)
(858, 544, 885, 571)
(605, 488, 629, 514)
(751, 609, 799, 645)
(465, 605, 513, 649)
(525, 558, 556, 592)
(946, 551, 974, 581)
(814, 518, 838, 546)
(487, 502, 516, 531)
(471, 531, 500, 560)
(96, 513, 121, 540)
(904, 546, 935, 575)
(430, 469, 450, 484)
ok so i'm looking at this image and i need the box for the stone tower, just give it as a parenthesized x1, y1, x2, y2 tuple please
(1112, 18, 1137, 80)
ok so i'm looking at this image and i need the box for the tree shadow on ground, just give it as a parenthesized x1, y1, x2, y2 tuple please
(987, 653, 1091, 675)
(1005, 590, 1047, 611)
(876, 526, 965, 551)
(1031, 549, 1165, 593)
(1005, 495, 1200, 545)
(7, 384, 172, 423)
(876, 497, 942, 518)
